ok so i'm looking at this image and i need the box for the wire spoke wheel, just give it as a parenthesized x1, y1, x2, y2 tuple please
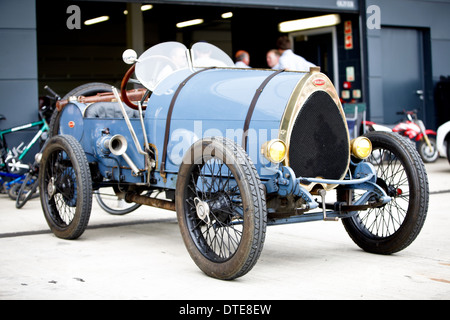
(176, 137, 267, 280)
(39, 135, 92, 239)
(342, 132, 428, 254)
(358, 153, 409, 237)
(186, 159, 244, 262)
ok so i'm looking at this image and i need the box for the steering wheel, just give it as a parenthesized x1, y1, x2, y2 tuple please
(120, 64, 146, 110)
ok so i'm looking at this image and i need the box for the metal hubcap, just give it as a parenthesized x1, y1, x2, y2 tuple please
(194, 197, 211, 225)
(47, 177, 56, 199)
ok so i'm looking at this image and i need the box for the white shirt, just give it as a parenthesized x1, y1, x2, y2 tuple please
(235, 61, 250, 68)
(278, 49, 315, 71)
(271, 63, 281, 70)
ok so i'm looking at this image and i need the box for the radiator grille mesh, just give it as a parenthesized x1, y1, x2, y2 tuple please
(288, 91, 349, 181)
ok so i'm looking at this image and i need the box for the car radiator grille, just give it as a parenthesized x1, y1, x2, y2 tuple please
(288, 91, 349, 182)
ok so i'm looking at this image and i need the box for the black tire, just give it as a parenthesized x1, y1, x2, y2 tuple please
(39, 135, 92, 239)
(8, 183, 19, 200)
(176, 137, 267, 280)
(49, 82, 112, 137)
(417, 136, 438, 163)
(15, 170, 39, 208)
(342, 131, 429, 254)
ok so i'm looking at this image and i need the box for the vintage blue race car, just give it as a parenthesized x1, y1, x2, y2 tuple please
(40, 42, 429, 280)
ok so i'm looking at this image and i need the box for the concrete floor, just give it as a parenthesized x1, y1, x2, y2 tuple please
(1, 158, 449, 300)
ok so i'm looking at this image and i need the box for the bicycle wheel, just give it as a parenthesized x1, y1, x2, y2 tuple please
(39, 135, 92, 239)
(8, 183, 20, 200)
(16, 169, 39, 209)
(342, 131, 429, 254)
(94, 188, 142, 215)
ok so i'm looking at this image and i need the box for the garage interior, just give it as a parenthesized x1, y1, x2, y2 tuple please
(36, 0, 362, 99)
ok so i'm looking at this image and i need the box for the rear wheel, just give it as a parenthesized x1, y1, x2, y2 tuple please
(49, 82, 112, 137)
(39, 135, 92, 239)
(342, 131, 428, 254)
(176, 137, 267, 280)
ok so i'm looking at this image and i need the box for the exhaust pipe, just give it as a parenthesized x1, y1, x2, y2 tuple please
(108, 134, 140, 176)
(125, 193, 175, 211)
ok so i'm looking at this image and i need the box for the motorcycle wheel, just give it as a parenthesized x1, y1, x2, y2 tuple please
(176, 137, 267, 280)
(39, 135, 92, 239)
(341, 131, 428, 254)
(417, 136, 438, 163)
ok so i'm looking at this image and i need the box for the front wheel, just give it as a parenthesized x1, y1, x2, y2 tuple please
(39, 135, 92, 239)
(176, 137, 267, 280)
(417, 136, 438, 163)
(342, 131, 429, 254)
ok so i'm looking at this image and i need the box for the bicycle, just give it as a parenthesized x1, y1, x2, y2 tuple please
(15, 154, 44, 208)
(0, 117, 49, 198)
(1, 86, 57, 206)
(0, 172, 26, 200)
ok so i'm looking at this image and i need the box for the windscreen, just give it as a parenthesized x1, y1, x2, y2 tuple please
(135, 41, 234, 91)
(135, 42, 189, 91)
(191, 42, 234, 69)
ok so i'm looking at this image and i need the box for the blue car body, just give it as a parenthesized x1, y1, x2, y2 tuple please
(56, 42, 388, 224)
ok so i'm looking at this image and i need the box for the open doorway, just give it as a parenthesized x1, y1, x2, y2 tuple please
(289, 27, 339, 87)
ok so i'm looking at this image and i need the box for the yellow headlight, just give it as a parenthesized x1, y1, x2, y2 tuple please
(351, 137, 372, 159)
(262, 139, 287, 163)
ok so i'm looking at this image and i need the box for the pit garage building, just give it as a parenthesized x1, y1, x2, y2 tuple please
(1, 0, 450, 161)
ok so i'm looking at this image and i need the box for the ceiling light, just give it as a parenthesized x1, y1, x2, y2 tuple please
(84, 16, 110, 26)
(279, 14, 341, 32)
(221, 12, 233, 19)
(141, 4, 153, 11)
(176, 19, 204, 28)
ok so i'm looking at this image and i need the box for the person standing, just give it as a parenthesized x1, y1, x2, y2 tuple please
(266, 49, 280, 69)
(276, 36, 315, 71)
(234, 50, 251, 68)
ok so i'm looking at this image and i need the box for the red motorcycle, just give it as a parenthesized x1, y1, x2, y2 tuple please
(364, 110, 438, 163)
